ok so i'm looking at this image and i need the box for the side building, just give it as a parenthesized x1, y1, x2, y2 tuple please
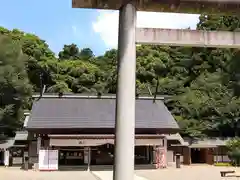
(0, 131, 29, 167)
(169, 137, 232, 165)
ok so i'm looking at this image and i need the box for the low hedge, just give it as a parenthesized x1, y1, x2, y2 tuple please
(214, 162, 232, 167)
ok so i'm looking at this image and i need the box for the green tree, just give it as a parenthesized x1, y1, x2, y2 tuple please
(226, 138, 240, 166)
(0, 35, 32, 138)
(58, 44, 80, 60)
(79, 48, 94, 60)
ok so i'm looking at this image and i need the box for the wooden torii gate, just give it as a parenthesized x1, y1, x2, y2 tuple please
(72, 0, 240, 180)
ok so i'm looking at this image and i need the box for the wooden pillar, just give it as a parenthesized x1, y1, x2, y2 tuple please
(163, 137, 167, 167)
(36, 135, 42, 170)
(146, 146, 149, 163)
(206, 148, 214, 165)
(84, 147, 88, 164)
(21, 149, 25, 166)
(43, 139, 50, 149)
(37, 136, 41, 155)
(163, 137, 167, 152)
(183, 147, 191, 165)
(87, 147, 91, 171)
(153, 146, 156, 164)
(149, 146, 153, 164)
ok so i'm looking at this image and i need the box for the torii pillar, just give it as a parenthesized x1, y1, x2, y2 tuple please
(114, 2, 136, 180)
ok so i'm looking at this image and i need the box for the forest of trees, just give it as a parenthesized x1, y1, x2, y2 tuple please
(0, 14, 240, 139)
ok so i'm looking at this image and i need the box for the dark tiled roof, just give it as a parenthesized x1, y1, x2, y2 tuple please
(26, 97, 179, 130)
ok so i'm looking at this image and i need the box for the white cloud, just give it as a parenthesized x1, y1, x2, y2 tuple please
(72, 25, 82, 39)
(92, 10, 200, 48)
(72, 25, 77, 34)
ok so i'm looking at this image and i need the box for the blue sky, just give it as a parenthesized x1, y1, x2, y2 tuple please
(0, 0, 200, 56)
(0, 0, 108, 55)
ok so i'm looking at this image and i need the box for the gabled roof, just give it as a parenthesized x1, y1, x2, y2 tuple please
(186, 138, 232, 148)
(26, 95, 179, 131)
(172, 137, 233, 148)
(0, 139, 14, 150)
(165, 133, 188, 145)
(14, 131, 28, 141)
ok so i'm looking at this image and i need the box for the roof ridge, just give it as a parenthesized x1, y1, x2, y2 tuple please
(32, 94, 165, 100)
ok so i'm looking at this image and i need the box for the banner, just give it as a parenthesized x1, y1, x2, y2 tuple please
(48, 150, 58, 170)
(155, 147, 166, 169)
(39, 150, 58, 171)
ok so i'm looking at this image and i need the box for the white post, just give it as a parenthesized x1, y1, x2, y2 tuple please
(113, 2, 136, 180)
(4, 150, 9, 167)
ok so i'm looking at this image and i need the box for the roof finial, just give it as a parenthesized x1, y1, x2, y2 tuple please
(58, 92, 63, 98)
(97, 92, 102, 98)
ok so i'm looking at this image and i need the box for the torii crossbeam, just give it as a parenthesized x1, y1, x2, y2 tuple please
(73, 0, 240, 14)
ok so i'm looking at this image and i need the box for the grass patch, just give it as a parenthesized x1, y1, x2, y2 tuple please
(214, 162, 232, 167)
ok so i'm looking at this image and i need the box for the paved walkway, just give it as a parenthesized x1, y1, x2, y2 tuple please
(1, 165, 240, 180)
(136, 165, 240, 180)
(92, 171, 149, 180)
(0, 167, 97, 180)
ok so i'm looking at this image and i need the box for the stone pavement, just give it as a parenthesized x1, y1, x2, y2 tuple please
(0, 167, 97, 180)
(92, 170, 149, 180)
(1, 165, 240, 180)
(135, 165, 240, 180)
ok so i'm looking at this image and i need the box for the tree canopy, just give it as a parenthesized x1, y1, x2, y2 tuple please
(0, 14, 240, 138)
(0, 34, 32, 138)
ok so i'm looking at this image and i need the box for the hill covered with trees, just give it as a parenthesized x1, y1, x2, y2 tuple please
(0, 14, 240, 139)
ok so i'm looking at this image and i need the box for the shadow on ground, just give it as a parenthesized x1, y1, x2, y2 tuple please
(58, 164, 156, 171)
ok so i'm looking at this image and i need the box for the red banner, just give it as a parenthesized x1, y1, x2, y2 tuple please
(155, 147, 166, 169)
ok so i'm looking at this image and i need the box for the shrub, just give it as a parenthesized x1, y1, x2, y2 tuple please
(226, 138, 240, 166)
(228, 149, 240, 166)
(214, 162, 232, 167)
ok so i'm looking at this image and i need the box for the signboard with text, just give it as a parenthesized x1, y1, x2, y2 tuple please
(39, 150, 58, 171)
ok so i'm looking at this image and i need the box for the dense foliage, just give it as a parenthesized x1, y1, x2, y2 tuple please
(0, 35, 32, 139)
(0, 14, 240, 138)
